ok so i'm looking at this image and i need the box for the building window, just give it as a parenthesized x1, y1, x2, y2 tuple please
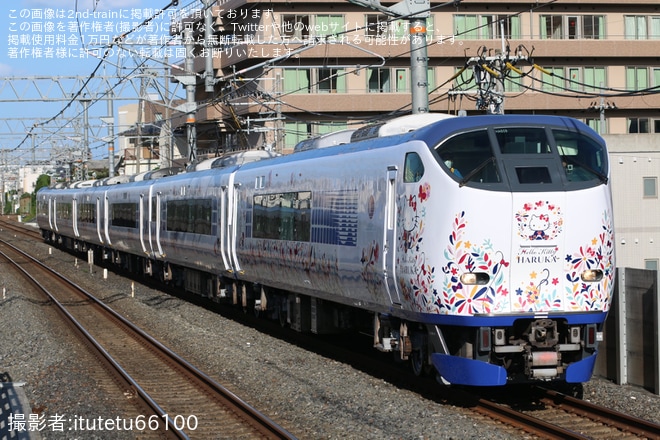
(455, 15, 520, 39)
(539, 67, 564, 92)
(317, 122, 348, 136)
(427, 67, 435, 91)
(540, 15, 604, 39)
(581, 15, 605, 39)
(583, 67, 606, 92)
(365, 14, 388, 37)
(540, 15, 563, 39)
(282, 68, 346, 94)
(314, 15, 344, 37)
(284, 121, 312, 149)
(454, 14, 479, 39)
(628, 118, 650, 134)
(395, 68, 408, 92)
(283, 69, 311, 94)
(626, 66, 648, 91)
(585, 118, 606, 135)
(482, 15, 521, 39)
(624, 15, 660, 39)
(644, 259, 659, 271)
(643, 177, 657, 198)
(281, 14, 310, 40)
(368, 68, 391, 93)
(453, 66, 471, 90)
(318, 68, 346, 93)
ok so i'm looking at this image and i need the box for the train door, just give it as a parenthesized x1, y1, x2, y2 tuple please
(219, 171, 241, 273)
(383, 166, 402, 305)
(49, 198, 56, 231)
(73, 198, 80, 238)
(96, 197, 103, 243)
(103, 193, 112, 246)
(148, 189, 164, 258)
(139, 194, 148, 254)
(218, 183, 230, 271)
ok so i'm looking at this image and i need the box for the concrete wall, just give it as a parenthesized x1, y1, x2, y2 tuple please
(595, 267, 660, 394)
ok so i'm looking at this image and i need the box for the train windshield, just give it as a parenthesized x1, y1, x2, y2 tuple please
(435, 126, 607, 191)
(552, 129, 607, 183)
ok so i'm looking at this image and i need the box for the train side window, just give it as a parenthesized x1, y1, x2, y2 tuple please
(435, 130, 501, 183)
(404, 152, 424, 182)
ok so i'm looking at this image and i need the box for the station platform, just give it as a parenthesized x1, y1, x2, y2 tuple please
(0, 379, 41, 440)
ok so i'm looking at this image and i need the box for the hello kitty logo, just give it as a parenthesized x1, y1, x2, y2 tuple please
(515, 200, 563, 241)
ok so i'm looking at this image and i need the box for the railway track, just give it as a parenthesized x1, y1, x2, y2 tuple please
(2, 217, 658, 439)
(0, 216, 42, 240)
(468, 385, 660, 440)
(0, 236, 296, 439)
(530, 387, 660, 439)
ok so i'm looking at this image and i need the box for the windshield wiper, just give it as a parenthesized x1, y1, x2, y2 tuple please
(459, 156, 496, 187)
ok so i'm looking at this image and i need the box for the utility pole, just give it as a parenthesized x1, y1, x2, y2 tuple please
(30, 133, 36, 164)
(348, 0, 431, 114)
(204, 0, 215, 93)
(184, 24, 197, 164)
(81, 97, 91, 180)
(1, 149, 5, 214)
(105, 92, 115, 177)
(409, 15, 430, 114)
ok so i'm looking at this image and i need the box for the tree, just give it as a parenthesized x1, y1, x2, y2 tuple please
(34, 174, 50, 193)
(28, 174, 51, 219)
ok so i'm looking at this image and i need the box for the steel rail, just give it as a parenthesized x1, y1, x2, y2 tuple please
(0, 238, 297, 439)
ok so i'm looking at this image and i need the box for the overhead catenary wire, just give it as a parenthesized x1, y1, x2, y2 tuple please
(9, 0, 660, 166)
(8, 1, 190, 164)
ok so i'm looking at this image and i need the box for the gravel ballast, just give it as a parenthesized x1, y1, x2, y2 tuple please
(1, 228, 658, 439)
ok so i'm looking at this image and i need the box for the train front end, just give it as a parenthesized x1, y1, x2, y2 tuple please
(403, 115, 614, 386)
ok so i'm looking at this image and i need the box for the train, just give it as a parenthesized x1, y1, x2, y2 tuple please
(36, 113, 615, 387)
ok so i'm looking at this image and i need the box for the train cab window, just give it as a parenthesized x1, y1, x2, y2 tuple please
(435, 129, 501, 184)
(495, 127, 551, 154)
(404, 152, 424, 182)
(553, 129, 607, 182)
(515, 166, 552, 184)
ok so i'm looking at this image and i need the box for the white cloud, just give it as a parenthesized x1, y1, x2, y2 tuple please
(0, 63, 14, 76)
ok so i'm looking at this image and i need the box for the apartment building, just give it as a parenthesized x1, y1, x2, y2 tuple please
(171, 0, 660, 269)
(171, 0, 660, 151)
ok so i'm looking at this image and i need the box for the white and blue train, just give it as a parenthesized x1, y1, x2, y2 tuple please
(37, 113, 615, 387)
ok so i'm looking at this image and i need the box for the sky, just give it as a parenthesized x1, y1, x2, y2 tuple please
(0, 0, 174, 76)
(0, 0, 190, 161)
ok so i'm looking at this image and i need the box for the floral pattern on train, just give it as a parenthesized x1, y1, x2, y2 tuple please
(564, 210, 615, 312)
(438, 211, 509, 315)
(396, 183, 439, 313)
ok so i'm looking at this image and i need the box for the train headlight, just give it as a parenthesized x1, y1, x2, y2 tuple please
(460, 272, 490, 285)
(580, 269, 603, 282)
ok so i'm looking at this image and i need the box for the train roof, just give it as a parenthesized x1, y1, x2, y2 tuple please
(38, 114, 603, 193)
(238, 113, 604, 169)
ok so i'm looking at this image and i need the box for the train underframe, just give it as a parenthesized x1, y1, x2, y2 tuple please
(46, 232, 600, 389)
